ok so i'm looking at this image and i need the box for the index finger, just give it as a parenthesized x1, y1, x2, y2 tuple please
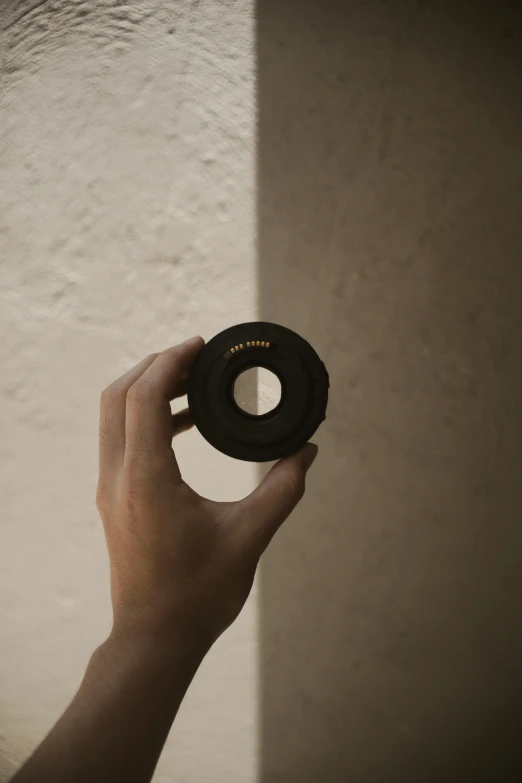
(124, 336, 204, 469)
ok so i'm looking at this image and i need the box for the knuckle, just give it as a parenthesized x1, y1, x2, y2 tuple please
(98, 418, 113, 451)
(122, 450, 157, 487)
(162, 347, 183, 372)
(127, 379, 154, 407)
(123, 457, 149, 487)
(121, 483, 141, 511)
(100, 383, 123, 408)
(96, 483, 111, 514)
(120, 473, 149, 514)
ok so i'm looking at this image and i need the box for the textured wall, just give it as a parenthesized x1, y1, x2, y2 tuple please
(0, 2, 257, 781)
(258, 2, 522, 781)
(2, 1, 522, 782)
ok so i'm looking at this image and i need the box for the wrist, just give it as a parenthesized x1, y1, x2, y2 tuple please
(110, 601, 217, 661)
(86, 626, 207, 699)
(107, 624, 208, 671)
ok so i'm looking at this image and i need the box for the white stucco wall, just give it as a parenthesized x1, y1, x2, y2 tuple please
(0, 2, 257, 781)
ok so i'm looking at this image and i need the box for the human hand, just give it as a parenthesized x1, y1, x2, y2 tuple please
(96, 337, 318, 653)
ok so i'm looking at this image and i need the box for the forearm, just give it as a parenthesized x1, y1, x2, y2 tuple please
(11, 631, 206, 783)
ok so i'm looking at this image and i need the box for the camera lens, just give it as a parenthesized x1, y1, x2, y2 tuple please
(187, 322, 329, 462)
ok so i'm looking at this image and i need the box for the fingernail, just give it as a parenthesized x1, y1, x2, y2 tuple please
(302, 442, 319, 471)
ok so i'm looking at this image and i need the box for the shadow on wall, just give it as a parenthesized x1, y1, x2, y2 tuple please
(256, 2, 522, 781)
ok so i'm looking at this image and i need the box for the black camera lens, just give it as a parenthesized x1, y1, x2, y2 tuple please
(187, 322, 329, 462)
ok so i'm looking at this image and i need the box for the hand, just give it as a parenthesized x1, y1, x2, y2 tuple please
(96, 337, 319, 652)
(11, 337, 319, 783)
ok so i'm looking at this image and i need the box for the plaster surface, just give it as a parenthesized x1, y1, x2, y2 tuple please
(1, 3, 257, 781)
(258, 2, 522, 780)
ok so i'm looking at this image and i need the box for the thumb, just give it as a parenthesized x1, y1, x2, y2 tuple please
(240, 442, 319, 555)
